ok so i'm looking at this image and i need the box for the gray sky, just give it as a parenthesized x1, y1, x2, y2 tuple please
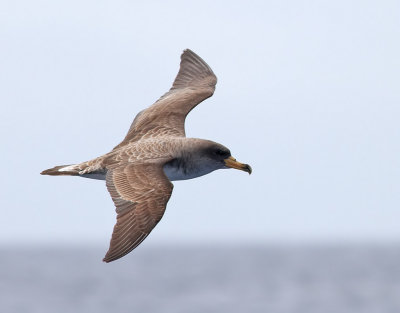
(1, 0, 399, 246)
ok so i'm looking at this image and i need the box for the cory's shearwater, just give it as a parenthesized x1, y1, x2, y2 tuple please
(41, 49, 252, 262)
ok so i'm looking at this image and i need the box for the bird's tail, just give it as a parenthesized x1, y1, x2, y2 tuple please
(40, 164, 80, 176)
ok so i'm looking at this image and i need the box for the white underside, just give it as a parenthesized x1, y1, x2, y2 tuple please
(76, 168, 213, 181)
(163, 165, 191, 181)
(163, 161, 218, 181)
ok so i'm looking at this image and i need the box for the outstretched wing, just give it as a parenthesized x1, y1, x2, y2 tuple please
(113, 49, 217, 150)
(103, 163, 173, 262)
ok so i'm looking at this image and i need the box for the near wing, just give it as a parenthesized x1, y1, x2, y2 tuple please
(113, 49, 217, 149)
(103, 163, 173, 262)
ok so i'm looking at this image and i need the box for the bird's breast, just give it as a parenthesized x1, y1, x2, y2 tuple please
(163, 157, 218, 181)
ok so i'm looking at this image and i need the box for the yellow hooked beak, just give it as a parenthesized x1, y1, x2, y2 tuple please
(224, 156, 252, 174)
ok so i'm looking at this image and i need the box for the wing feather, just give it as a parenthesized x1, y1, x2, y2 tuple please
(113, 49, 217, 149)
(103, 163, 173, 262)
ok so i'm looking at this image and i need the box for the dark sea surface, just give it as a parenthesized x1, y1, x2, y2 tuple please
(1, 244, 400, 313)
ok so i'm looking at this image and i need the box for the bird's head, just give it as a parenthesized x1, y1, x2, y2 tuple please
(202, 142, 252, 174)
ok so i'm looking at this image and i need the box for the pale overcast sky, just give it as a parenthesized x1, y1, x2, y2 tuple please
(1, 0, 399, 246)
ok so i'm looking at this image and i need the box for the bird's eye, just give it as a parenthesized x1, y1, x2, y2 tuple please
(216, 149, 227, 156)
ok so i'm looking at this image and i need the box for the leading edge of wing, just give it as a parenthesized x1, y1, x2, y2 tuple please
(113, 49, 217, 150)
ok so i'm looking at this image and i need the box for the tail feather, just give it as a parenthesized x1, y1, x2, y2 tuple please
(40, 165, 79, 176)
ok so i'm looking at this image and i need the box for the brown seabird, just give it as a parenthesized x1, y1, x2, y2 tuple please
(41, 49, 252, 262)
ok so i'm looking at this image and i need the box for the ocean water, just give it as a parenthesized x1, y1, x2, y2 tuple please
(1, 244, 400, 313)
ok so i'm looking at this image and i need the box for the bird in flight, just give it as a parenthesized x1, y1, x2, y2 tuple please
(41, 49, 252, 262)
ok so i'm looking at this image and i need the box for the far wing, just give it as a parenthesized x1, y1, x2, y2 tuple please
(113, 49, 217, 150)
(103, 163, 173, 262)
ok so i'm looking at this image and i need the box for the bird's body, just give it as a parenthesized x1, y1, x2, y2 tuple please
(53, 137, 231, 181)
(41, 49, 251, 262)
